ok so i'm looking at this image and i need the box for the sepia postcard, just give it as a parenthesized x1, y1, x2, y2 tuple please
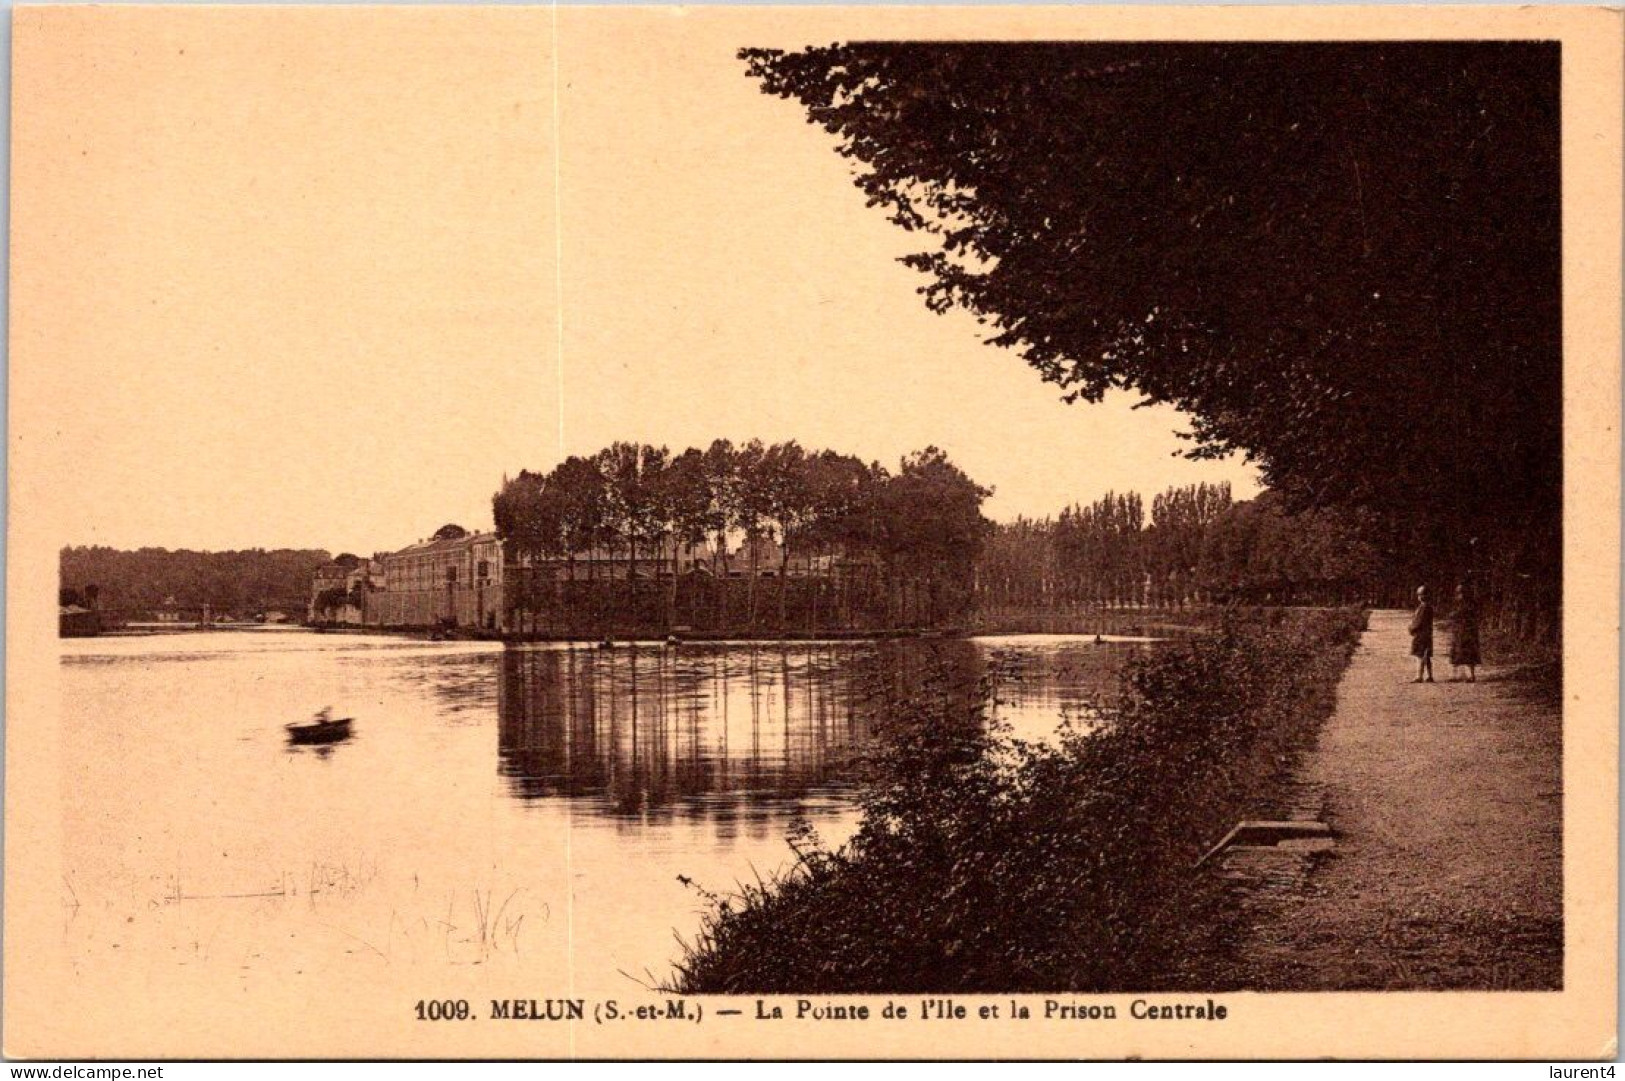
(5, 3, 1621, 1062)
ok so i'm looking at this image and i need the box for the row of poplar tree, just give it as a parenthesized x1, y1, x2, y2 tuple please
(976, 483, 1391, 610)
(492, 439, 992, 628)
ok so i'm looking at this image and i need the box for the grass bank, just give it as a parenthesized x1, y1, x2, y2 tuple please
(967, 603, 1218, 638)
(667, 608, 1365, 993)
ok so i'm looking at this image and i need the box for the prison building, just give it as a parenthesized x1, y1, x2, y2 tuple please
(368, 531, 505, 631)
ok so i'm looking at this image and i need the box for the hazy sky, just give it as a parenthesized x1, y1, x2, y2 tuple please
(16, 7, 1259, 556)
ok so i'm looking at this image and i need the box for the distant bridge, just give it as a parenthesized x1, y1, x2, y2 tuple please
(94, 600, 308, 626)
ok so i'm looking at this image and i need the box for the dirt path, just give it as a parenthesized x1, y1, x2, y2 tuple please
(1217, 609, 1562, 990)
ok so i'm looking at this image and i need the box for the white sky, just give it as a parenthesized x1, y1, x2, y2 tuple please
(17, 8, 1260, 556)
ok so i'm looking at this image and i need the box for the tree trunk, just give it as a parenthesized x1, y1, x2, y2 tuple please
(668, 543, 680, 631)
(714, 531, 730, 631)
(747, 536, 759, 628)
(809, 548, 821, 635)
(589, 551, 601, 636)
(779, 539, 791, 630)
(566, 553, 576, 639)
(627, 539, 638, 608)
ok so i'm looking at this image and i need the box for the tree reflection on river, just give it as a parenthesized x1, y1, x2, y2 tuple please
(495, 637, 1144, 822)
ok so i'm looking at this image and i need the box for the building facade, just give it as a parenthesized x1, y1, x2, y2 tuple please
(368, 532, 504, 631)
(308, 556, 385, 626)
(310, 528, 875, 636)
(506, 540, 718, 583)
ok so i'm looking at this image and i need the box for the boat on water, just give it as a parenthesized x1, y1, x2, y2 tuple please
(286, 707, 353, 745)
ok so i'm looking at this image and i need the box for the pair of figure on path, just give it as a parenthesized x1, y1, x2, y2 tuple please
(1409, 583, 1482, 683)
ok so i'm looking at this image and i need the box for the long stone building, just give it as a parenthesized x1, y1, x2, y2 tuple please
(369, 531, 505, 631)
(309, 530, 505, 632)
(310, 527, 854, 634)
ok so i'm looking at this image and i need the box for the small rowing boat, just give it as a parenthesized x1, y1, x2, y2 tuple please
(286, 707, 353, 745)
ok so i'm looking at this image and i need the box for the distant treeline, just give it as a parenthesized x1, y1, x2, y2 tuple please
(59, 546, 331, 615)
(495, 440, 992, 630)
(976, 483, 1391, 610)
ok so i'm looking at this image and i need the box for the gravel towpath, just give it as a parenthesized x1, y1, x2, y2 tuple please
(1215, 608, 1562, 990)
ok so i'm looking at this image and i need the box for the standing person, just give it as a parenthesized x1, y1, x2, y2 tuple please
(1409, 586, 1435, 683)
(1449, 582, 1483, 682)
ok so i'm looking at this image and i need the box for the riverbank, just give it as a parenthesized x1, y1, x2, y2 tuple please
(93, 623, 300, 637)
(303, 602, 1247, 643)
(665, 607, 1364, 992)
(304, 624, 938, 643)
(1203, 609, 1561, 989)
(967, 603, 1218, 638)
(302, 616, 1194, 644)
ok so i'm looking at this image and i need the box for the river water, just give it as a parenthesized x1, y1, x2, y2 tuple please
(57, 630, 1151, 1004)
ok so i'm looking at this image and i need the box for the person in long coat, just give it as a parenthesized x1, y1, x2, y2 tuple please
(1449, 582, 1483, 682)
(1409, 586, 1435, 683)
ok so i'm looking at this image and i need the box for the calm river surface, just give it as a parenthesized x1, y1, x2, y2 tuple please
(58, 630, 1152, 1001)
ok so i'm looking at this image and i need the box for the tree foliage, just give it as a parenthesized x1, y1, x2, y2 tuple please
(494, 440, 992, 627)
(978, 483, 1388, 608)
(59, 546, 331, 615)
(742, 42, 1560, 630)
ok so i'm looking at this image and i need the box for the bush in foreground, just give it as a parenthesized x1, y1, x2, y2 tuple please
(668, 608, 1365, 993)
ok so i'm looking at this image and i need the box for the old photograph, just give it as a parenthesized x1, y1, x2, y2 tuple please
(6, 4, 1620, 1061)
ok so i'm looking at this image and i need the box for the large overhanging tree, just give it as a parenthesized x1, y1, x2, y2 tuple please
(743, 42, 1560, 629)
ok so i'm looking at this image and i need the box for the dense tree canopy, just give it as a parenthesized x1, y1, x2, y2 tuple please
(743, 43, 1560, 631)
(977, 483, 1388, 609)
(494, 440, 992, 627)
(59, 546, 330, 615)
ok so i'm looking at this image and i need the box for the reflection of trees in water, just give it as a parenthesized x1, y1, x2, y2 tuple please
(496, 641, 983, 822)
(358, 639, 1134, 822)
(982, 641, 1153, 736)
(356, 650, 501, 720)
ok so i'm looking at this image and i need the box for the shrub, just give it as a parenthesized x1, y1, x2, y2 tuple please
(668, 608, 1365, 992)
